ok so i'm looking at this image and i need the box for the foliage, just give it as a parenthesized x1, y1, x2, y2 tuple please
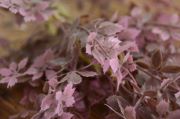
(0, 1, 180, 119)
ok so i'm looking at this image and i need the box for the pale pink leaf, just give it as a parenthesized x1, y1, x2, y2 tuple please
(109, 58, 119, 73)
(9, 62, 17, 71)
(18, 58, 28, 70)
(32, 72, 43, 80)
(124, 106, 136, 119)
(77, 71, 97, 77)
(0, 68, 12, 76)
(61, 112, 73, 119)
(156, 100, 169, 116)
(45, 70, 57, 80)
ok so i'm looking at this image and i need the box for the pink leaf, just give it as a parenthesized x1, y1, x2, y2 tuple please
(0, 68, 12, 76)
(26, 68, 38, 75)
(61, 72, 82, 84)
(61, 112, 73, 119)
(156, 100, 169, 116)
(18, 58, 28, 70)
(86, 32, 97, 55)
(62, 83, 75, 107)
(9, 62, 17, 71)
(124, 106, 136, 119)
(109, 58, 119, 73)
(32, 72, 43, 80)
(77, 71, 97, 77)
(41, 94, 54, 111)
(45, 70, 57, 80)
(98, 22, 124, 35)
(7, 77, 18, 88)
(119, 28, 140, 40)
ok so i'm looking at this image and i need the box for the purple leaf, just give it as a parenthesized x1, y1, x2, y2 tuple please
(45, 70, 57, 80)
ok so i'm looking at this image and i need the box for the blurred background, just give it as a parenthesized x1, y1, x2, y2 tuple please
(0, 0, 180, 118)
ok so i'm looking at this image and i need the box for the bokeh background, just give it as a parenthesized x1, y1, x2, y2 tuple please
(0, 0, 180, 118)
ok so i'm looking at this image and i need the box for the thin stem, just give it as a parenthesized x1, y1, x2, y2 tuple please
(134, 96, 144, 109)
(79, 61, 95, 70)
(137, 66, 161, 81)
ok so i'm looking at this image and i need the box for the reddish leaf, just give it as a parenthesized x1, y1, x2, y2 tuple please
(151, 49, 163, 69)
(161, 65, 180, 73)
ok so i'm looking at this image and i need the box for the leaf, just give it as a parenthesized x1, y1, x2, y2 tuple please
(18, 58, 28, 70)
(136, 61, 150, 69)
(7, 77, 18, 88)
(41, 94, 54, 111)
(45, 70, 57, 80)
(50, 57, 70, 67)
(68, 72, 82, 84)
(0, 76, 18, 88)
(124, 106, 136, 119)
(62, 83, 75, 107)
(32, 72, 43, 81)
(0, 68, 12, 76)
(98, 21, 123, 35)
(151, 49, 163, 69)
(175, 92, 180, 106)
(109, 58, 119, 73)
(119, 28, 140, 40)
(161, 65, 180, 73)
(61, 112, 73, 119)
(77, 71, 97, 77)
(9, 62, 17, 71)
(156, 100, 169, 116)
(60, 71, 82, 84)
